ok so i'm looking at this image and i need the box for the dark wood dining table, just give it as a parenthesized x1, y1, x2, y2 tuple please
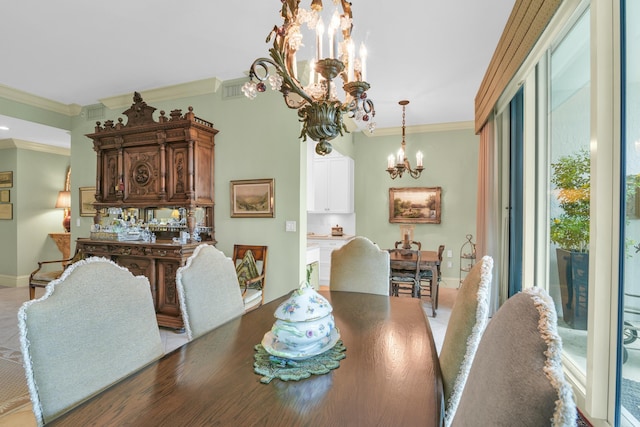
(50, 290, 444, 427)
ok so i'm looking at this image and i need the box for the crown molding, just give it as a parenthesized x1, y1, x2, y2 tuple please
(0, 138, 70, 156)
(99, 78, 223, 110)
(0, 84, 81, 116)
(364, 120, 474, 137)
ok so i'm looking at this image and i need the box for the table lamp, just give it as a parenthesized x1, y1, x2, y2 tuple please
(55, 190, 71, 232)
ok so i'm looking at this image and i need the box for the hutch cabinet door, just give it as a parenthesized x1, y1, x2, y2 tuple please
(124, 146, 162, 203)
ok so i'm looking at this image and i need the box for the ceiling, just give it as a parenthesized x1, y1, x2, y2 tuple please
(0, 0, 515, 149)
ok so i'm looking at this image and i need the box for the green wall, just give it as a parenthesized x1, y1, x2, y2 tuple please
(353, 127, 479, 286)
(0, 140, 70, 286)
(1, 83, 480, 294)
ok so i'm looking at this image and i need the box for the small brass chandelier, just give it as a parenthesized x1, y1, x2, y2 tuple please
(242, 0, 375, 156)
(386, 100, 423, 179)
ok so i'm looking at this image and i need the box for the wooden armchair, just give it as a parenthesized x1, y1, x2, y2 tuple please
(232, 245, 268, 312)
(29, 248, 83, 300)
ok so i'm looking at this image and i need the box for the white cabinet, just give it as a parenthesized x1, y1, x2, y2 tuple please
(309, 151, 354, 213)
(307, 237, 353, 285)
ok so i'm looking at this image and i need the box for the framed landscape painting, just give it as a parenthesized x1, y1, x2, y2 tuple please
(0, 171, 12, 188)
(389, 187, 441, 224)
(230, 179, 275, 218)
(79, 187, 96, 217)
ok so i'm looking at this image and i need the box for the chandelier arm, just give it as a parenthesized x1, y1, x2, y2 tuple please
(283, 93, 309, 109)
(362, 98, 375, 115)
(248, 57, 278, 82)
(268, 45, 314, 105)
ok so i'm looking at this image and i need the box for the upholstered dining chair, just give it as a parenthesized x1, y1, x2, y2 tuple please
(330, 236, 391, 296)
(18, 257, 164, 426)
(232, 244, 268, 312)
(450, 287, 576, 427)
(439, 255, 493, 427)
(176, 244, 245, 340)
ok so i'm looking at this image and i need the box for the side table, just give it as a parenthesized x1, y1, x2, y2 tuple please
(49, 232, 71, 261)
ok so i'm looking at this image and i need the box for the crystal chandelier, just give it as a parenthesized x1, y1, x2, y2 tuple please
(386, 100, 423, 179)
(242, 0, 375, 156)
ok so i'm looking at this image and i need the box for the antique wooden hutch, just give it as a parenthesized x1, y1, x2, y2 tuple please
(77, 92, 218, 329)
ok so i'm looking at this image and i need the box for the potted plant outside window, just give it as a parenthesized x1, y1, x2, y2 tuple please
(550, 149, 589, 330)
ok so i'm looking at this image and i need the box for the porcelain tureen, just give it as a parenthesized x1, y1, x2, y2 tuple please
(262, 282, 340, 359)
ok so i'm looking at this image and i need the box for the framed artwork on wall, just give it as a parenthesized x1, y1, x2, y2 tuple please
(230, 179, 275, 218)
(79, 187, 97, 217)
(389, 187, 442, 224)
(0, 190, 9, 203)
(0, 203, 12, 220)
(0, 171, 12, 188)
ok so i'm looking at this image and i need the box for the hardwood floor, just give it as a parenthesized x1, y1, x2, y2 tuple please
(0, 285, 454, 425)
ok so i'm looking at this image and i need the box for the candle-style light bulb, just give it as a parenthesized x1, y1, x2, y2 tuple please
(328, 11, 340, 59)
(308, 59, 315, 86)
(359, 42, 368, 81)
(347, 39, 355, 82)
(316, 18, 325, 61)
(388, 154, 395, 169)
(416, 151, 423, 167)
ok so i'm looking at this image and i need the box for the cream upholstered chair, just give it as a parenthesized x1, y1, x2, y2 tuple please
(18, 257, 164, 426)
(176, 244, 245, 341)
(450, 287, 576, 427)
(440, 255, 493, 427)
(329, 236, 390, 296)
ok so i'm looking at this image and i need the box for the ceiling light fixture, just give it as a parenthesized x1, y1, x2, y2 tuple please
(242, 0, 375, 156)
(386, 100, 423, 179)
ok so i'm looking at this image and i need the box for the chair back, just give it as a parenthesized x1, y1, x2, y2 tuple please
(435, 243, 445, 280)
(232, 244, 268, 312)
(440, 255, 493, 426)
(18, 257, 164, 426)
(388, 248, 421, 297)
(450, 287, 576, 427)
(330, 236, 390, 295)
(177, 244, 245, 340)
(394, 240, 422, 250)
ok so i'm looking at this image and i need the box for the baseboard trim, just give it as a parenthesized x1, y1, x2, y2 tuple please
(0, 274, 28, 288)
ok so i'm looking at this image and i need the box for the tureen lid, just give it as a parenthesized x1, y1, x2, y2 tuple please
(274, 281, 333, 322)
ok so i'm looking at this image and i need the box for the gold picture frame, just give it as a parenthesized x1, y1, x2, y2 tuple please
(79, 187, 97, 217)
(389, 187, 442, 224)
(0, 203, 12, 220)
(0, 171, 13, 188)
(230, 179, 275, 218)
(0, 190, 9, 203)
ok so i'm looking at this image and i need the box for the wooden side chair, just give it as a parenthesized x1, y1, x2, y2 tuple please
(29, 247, 84, 299)
(419, 244, 445, 310)
(330, 236, 390, 296)
(176, 244, 245, 341)
(232, 244, 268, 312)
(450, 287, 576, 427)
(440, 255, 493, 426)
(18, 257, 164, 426)
(388, 247, 421, 298)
